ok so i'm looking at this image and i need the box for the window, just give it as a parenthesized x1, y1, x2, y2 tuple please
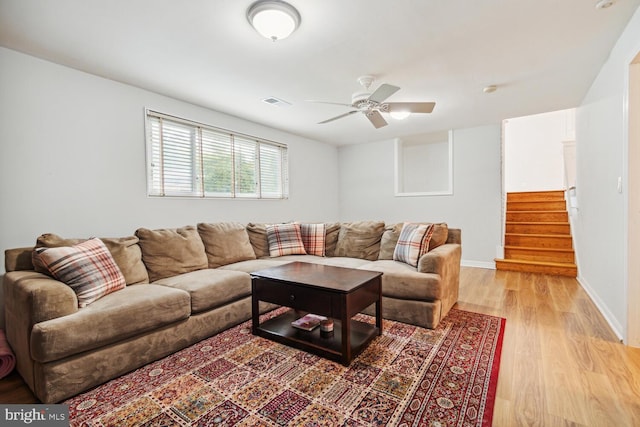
(145, 110, 288, 199)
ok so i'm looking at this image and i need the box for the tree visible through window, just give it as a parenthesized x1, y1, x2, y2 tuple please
(146, 110, 288, 199)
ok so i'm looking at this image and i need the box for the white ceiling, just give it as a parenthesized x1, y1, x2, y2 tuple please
(1, 0, 638, 145)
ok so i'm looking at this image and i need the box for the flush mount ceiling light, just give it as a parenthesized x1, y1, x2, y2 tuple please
(595, 0, 615, 9)
(247, 0, 301, 41)
(483, 85, 497, 93)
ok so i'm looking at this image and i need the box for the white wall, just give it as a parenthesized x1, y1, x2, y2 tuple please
(504, 109, 575, 193)
(338, 124, 502, 267)
(0, 48, 340, 325)
(574, 7, 640, 339)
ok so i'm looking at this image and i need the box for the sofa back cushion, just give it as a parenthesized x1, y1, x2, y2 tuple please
(32, 233, 149, 285)
(246, 223, 270, 258)
(324, 222, 341, 257)
(378, 223, 403, 260)
(429, 223, 449, 251)
(197, 222, 256, 267)
(334, 221, 385, 261)
(136, 226, 208, 282)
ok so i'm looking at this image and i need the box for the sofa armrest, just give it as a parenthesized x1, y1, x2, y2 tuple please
(4, 271, 78, 324)
(417, 243, 461, 319)
(418, 243, 461, 276)
(3, 271, 78, 392)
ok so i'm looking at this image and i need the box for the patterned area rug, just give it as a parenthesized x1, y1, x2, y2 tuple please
(64, 308, 505, 426)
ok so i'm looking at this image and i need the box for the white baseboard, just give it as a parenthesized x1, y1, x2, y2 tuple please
(461, 260, 495, 269)
(576, 274, 624, 342)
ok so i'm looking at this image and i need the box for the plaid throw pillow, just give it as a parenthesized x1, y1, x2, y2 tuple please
(393, 222, 434, 267)
(34, 238, 126, 307)
(299, 223, 326, 257)
(266, 223, 307, 257)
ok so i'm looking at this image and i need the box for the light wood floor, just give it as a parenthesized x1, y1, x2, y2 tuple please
(457, 267, 640, 426)
(1, 267, 639, 426)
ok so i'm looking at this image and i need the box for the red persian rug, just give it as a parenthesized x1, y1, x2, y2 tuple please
(64, 308, 505, 426)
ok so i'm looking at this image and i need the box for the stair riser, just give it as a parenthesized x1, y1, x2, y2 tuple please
(507, 201, 567, 211)
(504, 248, 575, 263)
(505, 223, 570, 235)
(507, 191, 565, 202)
(506, 211, 568, 222)
(505, 234, 573, 249)
(495, 260, 577, 277)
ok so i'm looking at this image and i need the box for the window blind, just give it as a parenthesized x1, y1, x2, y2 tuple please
(146, 110, 288, 199)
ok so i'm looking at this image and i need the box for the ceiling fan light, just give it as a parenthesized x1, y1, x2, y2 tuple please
(247, 1, 300, 41)
(390, 111, 411, 120)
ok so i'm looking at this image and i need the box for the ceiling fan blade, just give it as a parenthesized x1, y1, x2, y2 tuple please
(306, 100, 353, 107)
(368, 84, 400, 103)
(366, 110, 388, 128)
(318, 110, 359, 124)
(386, 102, 436, 113)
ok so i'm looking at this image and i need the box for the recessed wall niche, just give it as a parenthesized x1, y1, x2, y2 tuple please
(394, 130, 453, 196)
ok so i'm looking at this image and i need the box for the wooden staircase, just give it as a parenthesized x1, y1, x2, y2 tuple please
(495, 190, 577, 277)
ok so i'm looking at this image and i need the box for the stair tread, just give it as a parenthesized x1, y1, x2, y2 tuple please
(506, 221, 569, 225)
(504, 245, 575, 253)
(506, 210, 567, 213)
(508, 190, 565, 195)
(505, 233, 572, 238)
(507, 200, 565, 203)
(495, 258, 577, 268)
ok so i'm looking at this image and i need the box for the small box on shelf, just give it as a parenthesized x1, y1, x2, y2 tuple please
(291, 314, 327, 331)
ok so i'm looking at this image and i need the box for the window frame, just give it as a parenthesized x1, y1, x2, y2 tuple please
(394, 130, 454, 197)
(144, 109, 289, 199)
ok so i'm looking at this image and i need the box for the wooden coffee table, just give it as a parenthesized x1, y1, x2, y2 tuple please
(251, 261, 382, 366)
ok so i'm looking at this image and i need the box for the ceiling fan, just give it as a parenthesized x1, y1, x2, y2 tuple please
(309, 75, 435, 129)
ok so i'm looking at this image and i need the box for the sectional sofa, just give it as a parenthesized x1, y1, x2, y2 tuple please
(3, 220, 461, 403)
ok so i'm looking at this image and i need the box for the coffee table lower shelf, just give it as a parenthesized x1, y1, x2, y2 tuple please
(253, 310, 379, 365)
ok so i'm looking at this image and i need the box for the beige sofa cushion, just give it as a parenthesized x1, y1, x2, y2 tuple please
(334, 221, 385, 261)
(154, 269, 251, 313)
(30, 284, 190, 363)
(197, 222, 256, 268)
(246, 223, 270, 258)
(324, 222, 341, 257)
(220, 258, 291, 273)
(136, 226, 208, 282)
(428, 223, 449, 251)
(378, 223, 403, 260)
(32, 233, 149, 285)
(101, 237, 150, 284)
(359, 260, 443, 301)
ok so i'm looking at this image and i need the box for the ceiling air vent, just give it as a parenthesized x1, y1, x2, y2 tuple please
(262, 97, 292, 107)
